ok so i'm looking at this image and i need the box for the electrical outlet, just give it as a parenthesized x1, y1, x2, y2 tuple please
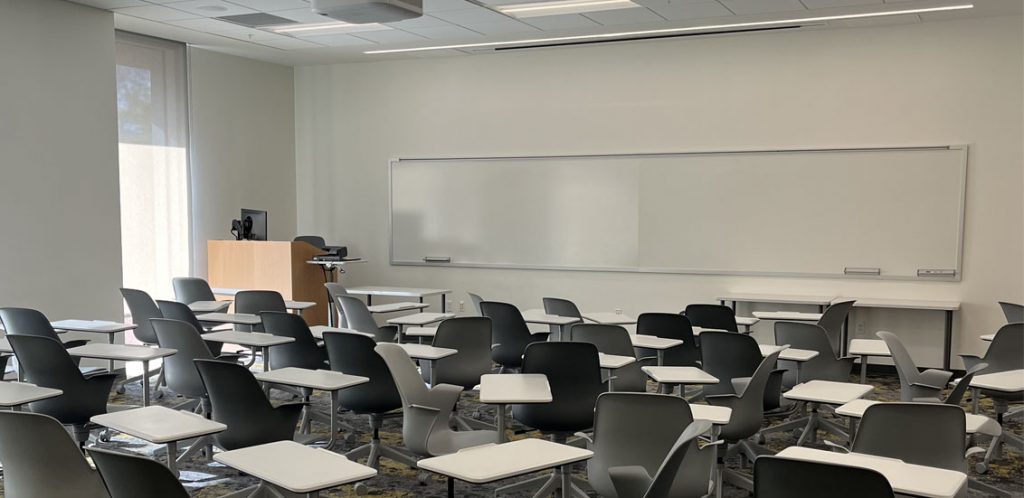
(447, 299, 453, 311)
(855, 321, 865, 337)
(458, 301, 465, 313)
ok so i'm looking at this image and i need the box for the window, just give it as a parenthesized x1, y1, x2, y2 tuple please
(115, 32, 190, 300)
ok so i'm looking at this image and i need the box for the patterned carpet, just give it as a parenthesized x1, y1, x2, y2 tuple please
(4, 369, 1022, 497)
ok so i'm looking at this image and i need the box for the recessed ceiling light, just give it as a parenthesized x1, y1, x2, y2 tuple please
(269, 21, 390, 34)
(365, 3, 973, 54)
(496, 0, 639, 18)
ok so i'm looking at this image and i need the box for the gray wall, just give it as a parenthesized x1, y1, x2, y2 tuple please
(0, 0, 123, 322)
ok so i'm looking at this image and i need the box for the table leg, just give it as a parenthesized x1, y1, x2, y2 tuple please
(972, 387, 980, 414)
(262, 347, 270, 372)
(327, 390, 339, 450)
(142, 360, 151, 406)
(107, 334, 116, 373)
(943, 310, 953, 371)
(166, 441, 179, 476)
(657, 350, 665, 366)
(447, 476, 455, 498)
(847, 417, 858, 444)
(429, 360, 437, 387)
(842, 315, 850, 357)
(859, 355, 868, 384)
(560, 465, 570, 498)
(366, 295, 373, 307)
(496, 404, 507, 443)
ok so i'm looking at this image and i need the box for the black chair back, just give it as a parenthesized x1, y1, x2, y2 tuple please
(754, 456, 895, 498)
(0, 307, 61, 340)
(194, 359, 300, 450)
(171, 277, 216, 304)
(120, 288, 162, 344)
(156, 299, 224, 356)
(7, 335, 115, 424)
(323, 331, 403, 414)
(89, 447, 190, 498)
(152, 318, 215, 400)
(570, 323, 646, 392)
(513, 342, 604, 434)
(636, 312, 699, 367)
(480, 301, 545, 370)
(261, 311, 327, 370)
(430, 317, 493, 389)
(233, 290, 286, 331)
(682, 304, 737, 332)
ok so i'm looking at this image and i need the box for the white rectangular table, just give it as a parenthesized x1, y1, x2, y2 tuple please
(285, 300, 316, 314)
(417, 438, 593, 498)
(395, 343, 457, 386)
(758, 344, 820, 362)
(835, 399, 1000, 442)
(366, 302, 431, 314)
(969, 369, 1024, 414)
(309, 326, 373, 340)
(346, 286, 453, 313)
(521, 309, 581, 340)
(0, 382, 61, 409)
(215, 440, 376, 497)
(479, 373, 552, 443)
(387, 312, 455, 340)
(629, 335, 684, 366)
(980, 334, 995, 342)
(67, 344, 176, 406)
(582, 312, 637, 326)
(718, 293, 835, 311)
(404, 326, 439, 338)
(200, 331, 294, 372)
(848, 339, 891, 383)
(188, 300, 232, 314)
(195, 312, 262, 326)
(254, 368, 369, 450)
(751, 311, 823, 322)
(641, 366, 718, 394)
(598, 353, 637, 392)
(735, 316, 760, 333)
(775, 446, 967, 498)
(834, 297, 960, 369)
(91, 405, 226, 475)
(782, 380, 873, 446)
(51, 319, 139, 371)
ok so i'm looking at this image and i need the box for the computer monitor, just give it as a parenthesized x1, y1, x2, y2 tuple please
(240, 209, 267, 241)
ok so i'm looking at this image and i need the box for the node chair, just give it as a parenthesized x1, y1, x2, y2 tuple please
(0, 411, 109, 498)
(754, 456, 894, 498)
(877, 331, 954, 402)
(337, 295, 399, 343)
(89, 447, 190, 498)
(543, 297, 583, 340)
(480, 300, 549, 372)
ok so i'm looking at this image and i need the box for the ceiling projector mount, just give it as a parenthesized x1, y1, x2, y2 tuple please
(311, 0, 423, 23)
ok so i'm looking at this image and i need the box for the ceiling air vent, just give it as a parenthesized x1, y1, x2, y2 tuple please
(216, 13, 299, 28)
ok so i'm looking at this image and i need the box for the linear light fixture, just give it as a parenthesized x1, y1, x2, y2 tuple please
(270, 21, 389, 34)
(364, 3, 973, 54)
(496, 0, 639, 18)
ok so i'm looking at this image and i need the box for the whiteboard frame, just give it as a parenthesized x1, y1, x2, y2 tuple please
(388, 145, 968, 281)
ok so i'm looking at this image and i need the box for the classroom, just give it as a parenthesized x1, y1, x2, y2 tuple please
(1, 0, 1022, 496)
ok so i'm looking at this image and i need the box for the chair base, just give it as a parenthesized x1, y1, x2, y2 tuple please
(493, 468, 589, 498)
(345, 415, 418, 470)
(978, 430, 1024, 473)
(759, 403, 848, 446)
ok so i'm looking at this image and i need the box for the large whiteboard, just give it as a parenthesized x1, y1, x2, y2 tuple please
(390, 146, 967, 280)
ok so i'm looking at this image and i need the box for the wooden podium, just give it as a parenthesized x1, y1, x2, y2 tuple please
(207, 240, 328, 326)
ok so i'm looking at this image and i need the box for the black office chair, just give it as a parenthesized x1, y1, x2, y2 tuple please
(294, 235, 327, 249)
(324, 282, 349, 327)
(635, 312, 700, 368)
(233, 290, 286, 332)
(0, 307, 92, 369)
(156, 299, 225, 356)
(171, 276, 217, 304)
(121, 288, 165, 397)
(608, 419, 716, 498)
(260, 311, 328, 371)
(7, 335, 117, 445)
(323, 331, 418, 470)
(817, 300, 855, 356)
(194, 359, 304, 450)
(500, 342, 605, 497)
(543, 297, 583, 339)
(753, 456, 895, 498)
(0, 411, 109, 498)
(420, 317, 494, 430)
(337, 295, 399, 342)
(152, 317, 241, 416)
(570, 323, 650, 392)
(699, 331, 787, 412)
(682, 304, 738, 332)
(89, 447, 190, 498)
(998, 301, 1024, 323)
(706, 348, 784, 493)
(480, 301, 549, 373)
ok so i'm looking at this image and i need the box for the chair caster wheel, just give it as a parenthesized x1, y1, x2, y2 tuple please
(99, 430, 111, 443)
(976, 462, 988, 474)
(155, 390, 165, 400)
(756, 434, 766, 444)
(354, 483, 369, 495)
(116, 386, 126, 395)
(792, 430, 803, 440)
(417, 472, 431, 485)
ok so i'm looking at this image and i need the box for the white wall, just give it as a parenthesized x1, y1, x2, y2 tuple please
(0, 0, 123, 322)
(189, 48, 297, 277)
(294, 16, 1024, 368)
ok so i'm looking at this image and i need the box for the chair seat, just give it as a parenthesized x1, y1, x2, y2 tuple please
(431, 429, 499, 456)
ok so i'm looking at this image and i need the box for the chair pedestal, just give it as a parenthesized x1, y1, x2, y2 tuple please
(759, 402, 849, 446)
(494, 434, 589, 498)
(345, 414, 417, 470)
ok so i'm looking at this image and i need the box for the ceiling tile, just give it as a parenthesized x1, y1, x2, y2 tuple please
(387, 14, 454, 29)
(717, 0, 806, 15)
(295, 33, 379, 45)
(113, 4, 200, 20)
(350, 29, 429, 42)
(464, 19, 539, 34)
(400, 23, 486, 38)
(267, 7, 331, 22)
(163, 0, 259, 17)
(225, 0, 312, 11)
(253, 35, 325, 49)
(582, 6, 665, 25)
(520, 13, 601, 30)
(165, 17, 254, 32)
(642, 1, 732, 20)
(69, 0, 148, 8)
(830, 12, 919, 27)
(801, 0, 881, 7)
(424, 0, 477, 12)
(431, 6, 511, 23)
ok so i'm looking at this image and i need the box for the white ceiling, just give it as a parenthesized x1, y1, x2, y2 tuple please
(69, 0, 1022, 65)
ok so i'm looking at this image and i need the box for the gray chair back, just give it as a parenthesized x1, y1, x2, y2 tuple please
(589, 393, 712, 498)
(641, 420, 715, 498)
(943, 362, 988, 405)
(467, 292, 485, 316)
(714, 348, 783, 442)
(817, 300, 855, 356)
(853, 402, 967, 472)
(998, 301, 1024, 323)
(294, 235, 326, 248)
(543, 297, 583, 336)
(877, 331, 936, 401)
(89, 447, 190, 498)
(428, 317, 492, 389)
(480, 301, 548, 370)
(325, 282, 349, 326)
(337, 295, 396, 342)
(171, 277, 215, 304)
(260, 311, 327, 370)
(635, 313, 699, 367)
(120, 288, 162, 344)
(0, 307, 60, 340)
(699, 331, 763, 397)
(774, 321, 852, 386)
(152, 318, 216, 400)
(323, 331, 402, 414)
(754, 456, 894, 498)
(570, 323, 646, 392)
(233, 290, 286, 332)
(156, 300, 224, 356)
(0, 412, 109, 498)
(682, 304, 737, 332)
(976, 323, 1024, 372)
